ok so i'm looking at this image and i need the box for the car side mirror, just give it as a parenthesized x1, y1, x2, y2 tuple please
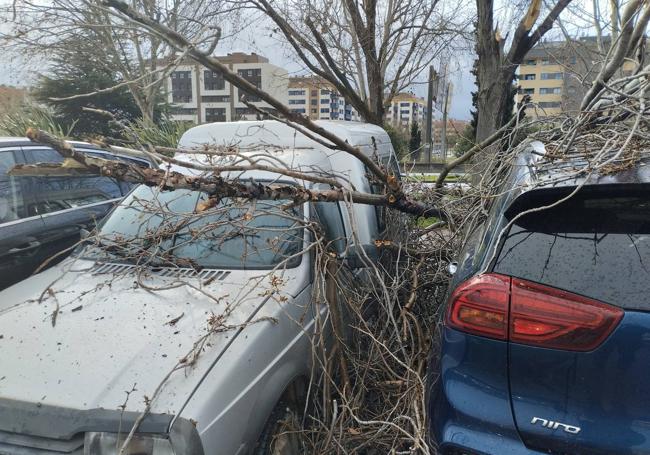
(345, 244, 379, 269)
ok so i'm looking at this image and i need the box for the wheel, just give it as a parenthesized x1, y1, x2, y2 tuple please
(254, 399, 303, 455)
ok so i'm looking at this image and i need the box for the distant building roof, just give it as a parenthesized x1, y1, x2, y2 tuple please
(213, 52, 269, 64)
(390, 92, 425, 104)
(158, 52, 271, 67)
(524, 35, 622, 59)
(288, 75, 333, 88)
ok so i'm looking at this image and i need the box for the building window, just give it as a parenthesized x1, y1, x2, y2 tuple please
(205, 108, 226, 122)
(290, 108, 306, 114)
(234, 107, 255, 118)
(289, 89, 306, 96)
(400, 102, 410, 107)
(234, 107, 276, 119)
(320, 89, 330, 95)
(288, 99, 306, 105)
(519, 88, 535, 95)
(569, 56, 577, 65)
(310, 99, 317, 105)
(541, 72, 563, 80)
(525, 59, 536, 65)
(320, 108, 330, 113)
(539, 87, 562, 95)
(523, 74, 536, 80)
(170, 107, 197, 115)
(539, 101, 561, 108)
(171, 71, 192, 103)
(311, 90, 317, 96)
(311, 108, 317, 114)
(201, 95, 230, 103)
(237, 68, 262, 102)
(204, 70, 225, 91)
(320, 99, 329, 104)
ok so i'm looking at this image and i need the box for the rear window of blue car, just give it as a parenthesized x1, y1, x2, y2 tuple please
(494, 191, 650, 311)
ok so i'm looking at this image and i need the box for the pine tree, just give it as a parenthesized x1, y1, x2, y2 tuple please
(409, 121, 422, 153)
(32, 35, 163, 138)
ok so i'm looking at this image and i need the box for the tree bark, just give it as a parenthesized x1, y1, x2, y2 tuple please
(474, 0, 573, 144)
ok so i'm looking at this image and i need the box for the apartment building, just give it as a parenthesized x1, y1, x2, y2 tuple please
(516, 37, 638, 117)
(384, 93, 427, 128)
(167, 52, 288, 123)
(287, 76, 359, 121)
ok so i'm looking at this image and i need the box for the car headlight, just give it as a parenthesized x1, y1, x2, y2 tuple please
(84, 432, 175, 454)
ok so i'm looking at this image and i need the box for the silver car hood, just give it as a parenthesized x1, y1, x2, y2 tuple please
(0, 258, 299, 415)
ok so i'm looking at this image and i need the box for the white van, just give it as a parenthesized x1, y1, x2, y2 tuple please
(0, 121, 398, 455)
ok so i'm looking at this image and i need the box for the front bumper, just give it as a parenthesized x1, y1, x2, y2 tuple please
(0, 398, 203, 454)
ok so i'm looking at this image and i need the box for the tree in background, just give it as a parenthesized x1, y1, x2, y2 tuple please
(408, 121, 422, 154)
(32, 38, 142, 138)
(250, 0, 471, 125)
(2, 0, 227, 123)
(453, 123, 475, 157)
(384, 124, 409, 161)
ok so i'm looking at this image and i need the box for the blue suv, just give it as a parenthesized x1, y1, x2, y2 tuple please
(428, 141, 650, 454)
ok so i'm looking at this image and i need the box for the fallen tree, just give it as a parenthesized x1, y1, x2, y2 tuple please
(4, 2, 650, 455)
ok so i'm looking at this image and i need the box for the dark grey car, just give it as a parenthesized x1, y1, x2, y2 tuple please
(0, 137, 153, 290)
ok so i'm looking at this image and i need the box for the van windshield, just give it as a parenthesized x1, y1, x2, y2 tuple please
(80, 185, 304, 269)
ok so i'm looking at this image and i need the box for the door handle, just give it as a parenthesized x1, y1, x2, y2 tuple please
(8, 240, 41, 254)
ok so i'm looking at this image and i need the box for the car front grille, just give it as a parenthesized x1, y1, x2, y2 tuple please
(0, 430, 84, 454)
(91, 262, 231, 283)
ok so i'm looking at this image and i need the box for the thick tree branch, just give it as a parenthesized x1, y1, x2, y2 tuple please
(435, 113, 518, 188)
(507, 0, 573, 64)
(581, 0, 648, 110)
(15, 129, 444, 218)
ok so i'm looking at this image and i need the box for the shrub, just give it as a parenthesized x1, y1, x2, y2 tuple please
(127, 117, 194, 150)
(0, 103, 75, 138)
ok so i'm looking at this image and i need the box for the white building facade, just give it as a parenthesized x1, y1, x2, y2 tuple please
(287, 76, 360, 121)
(167, 53, 288, 123)
(384, 93, 427, 128)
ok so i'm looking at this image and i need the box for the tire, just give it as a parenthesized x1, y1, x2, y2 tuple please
(254, 399, 304, 455)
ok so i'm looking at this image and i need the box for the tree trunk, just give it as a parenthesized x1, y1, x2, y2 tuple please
(475, 70, 513, 143)
(131, 90, 155, 124)
(474, 0, 572, 145)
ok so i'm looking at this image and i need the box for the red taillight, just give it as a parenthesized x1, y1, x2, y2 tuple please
(446, 274, 510, 340)
(446, 274, 623, 351)
(510, 278, 623, 351)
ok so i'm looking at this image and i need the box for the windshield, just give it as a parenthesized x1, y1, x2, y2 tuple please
(80, 185, 304, 269)
(495, 192, 650, 311)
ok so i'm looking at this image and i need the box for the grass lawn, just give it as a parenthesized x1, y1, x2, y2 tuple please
(416, 216, 440, 228)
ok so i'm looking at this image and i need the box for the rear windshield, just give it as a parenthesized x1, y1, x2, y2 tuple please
(494, 192, 650, 311)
